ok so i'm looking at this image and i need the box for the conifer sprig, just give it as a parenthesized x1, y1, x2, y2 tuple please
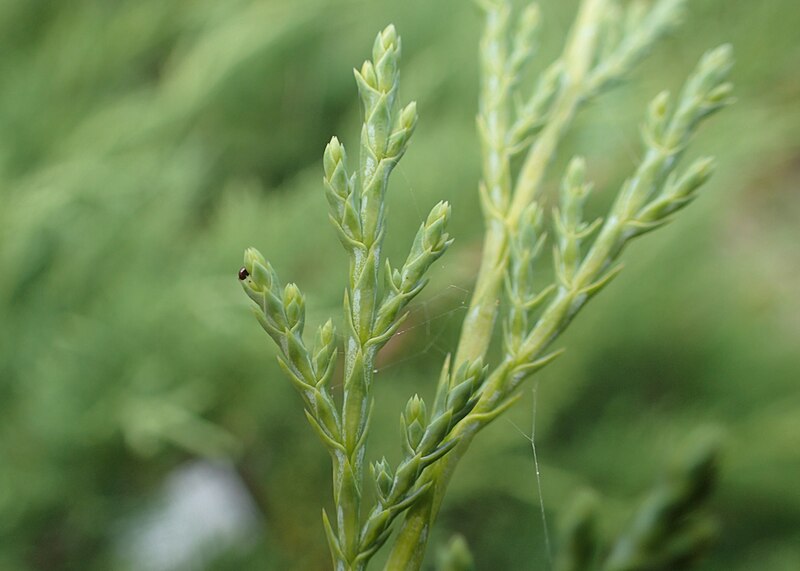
(242, 24, 453, 571)
(240, 2, 732, 568)
(387, 1, 732, 567)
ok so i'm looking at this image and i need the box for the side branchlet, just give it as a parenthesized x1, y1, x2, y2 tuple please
(506, 41, 734, 395)
(373, 201, 453, 345)
(503, 201, 550, 356)
(585, 0, 688, 98)
(240, 248, 342, 451)
(359, 356, 489, 558)
(553, 157, 602, 289)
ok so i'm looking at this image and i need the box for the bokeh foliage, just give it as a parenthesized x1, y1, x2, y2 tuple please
(0, 0, 797, 570)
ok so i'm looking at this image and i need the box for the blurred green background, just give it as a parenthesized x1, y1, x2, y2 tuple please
(0, 0, 798, 569)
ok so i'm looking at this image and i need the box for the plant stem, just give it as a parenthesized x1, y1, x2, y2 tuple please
(338, 248, 379, 569)
(454, 0, 513, 371)
(331, 26, 413, 569)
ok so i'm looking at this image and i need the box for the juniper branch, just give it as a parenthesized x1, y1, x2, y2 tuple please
(243, 25, 453, 571)
(239, 3, 732, 569)
(387, 11, 731, 566)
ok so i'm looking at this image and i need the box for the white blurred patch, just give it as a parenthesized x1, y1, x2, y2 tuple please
(117, 461, 261, 571)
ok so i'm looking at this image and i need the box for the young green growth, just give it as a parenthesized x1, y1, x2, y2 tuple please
(402, 395, 428, 453)
(371, 457, 394, 504)
(388, 3, 732, 566)
(240, 249, 342, 456)
(374, 201, 453, 343)
(503, 202, 551, 356)
(554, 157, 601, 288)
(585, 0, 687, 97)
(239, 2, 732, 569)
(241, 24, 452, 571)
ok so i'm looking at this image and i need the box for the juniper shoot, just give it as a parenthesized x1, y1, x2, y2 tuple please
(239, 1, 732, 568)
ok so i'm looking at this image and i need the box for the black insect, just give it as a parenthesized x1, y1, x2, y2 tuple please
(238, 267, 249, 280)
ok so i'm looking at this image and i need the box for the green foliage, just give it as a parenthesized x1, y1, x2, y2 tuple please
(0, 0, 798, 570)
(241, 1, 732, 568)
(241, 24, 457, 569)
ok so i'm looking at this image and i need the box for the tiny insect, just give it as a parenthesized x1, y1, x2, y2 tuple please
(238, 267, 249, 280)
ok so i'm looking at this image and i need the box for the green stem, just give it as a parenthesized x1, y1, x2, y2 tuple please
(454, 0, 512, 368)
(336, 27, 404, 569)
(338, 181, 385, 571)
